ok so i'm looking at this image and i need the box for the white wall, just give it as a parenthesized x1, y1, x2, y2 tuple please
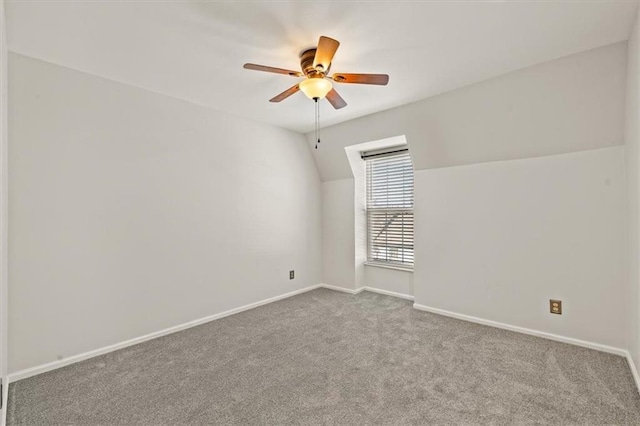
(363, 267, 413, 297)
(0, 0, 8, 421)
(626, 7, 640, 372)
(312, 42, 627, 348)
(8, 53, 322, 373)
(322, 179, 355, 290)
(415, 147, 626, 348)
(308, 42, 627, 180)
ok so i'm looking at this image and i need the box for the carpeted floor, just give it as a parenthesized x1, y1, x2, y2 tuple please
(8, 288, 640, 425)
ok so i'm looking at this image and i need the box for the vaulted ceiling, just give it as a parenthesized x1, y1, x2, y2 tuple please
(6, 0, 638, 133)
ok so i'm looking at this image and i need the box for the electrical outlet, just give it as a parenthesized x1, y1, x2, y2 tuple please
(289, 270, 294, 280)
(550, 299, 562, 315)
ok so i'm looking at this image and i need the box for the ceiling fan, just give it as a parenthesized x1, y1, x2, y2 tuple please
(243, 36, 389, 110)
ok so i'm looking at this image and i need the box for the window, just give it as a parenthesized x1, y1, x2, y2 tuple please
(364, 149, 414, 269)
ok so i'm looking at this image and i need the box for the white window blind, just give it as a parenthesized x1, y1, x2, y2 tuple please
(365, 150, 414, 268)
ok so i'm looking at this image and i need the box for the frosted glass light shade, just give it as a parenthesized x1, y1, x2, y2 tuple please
(299, 78, 332, 99)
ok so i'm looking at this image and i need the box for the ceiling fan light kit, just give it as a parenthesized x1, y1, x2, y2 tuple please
(299, 78, 332, 100)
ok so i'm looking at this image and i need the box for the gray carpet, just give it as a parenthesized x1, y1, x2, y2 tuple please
(8, 288, 640, 425)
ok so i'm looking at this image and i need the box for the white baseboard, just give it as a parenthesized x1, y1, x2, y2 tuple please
(359, 286, 414, 301)
(319, 284, 414, 301)
(318, 283, 363, 295)
(626, 351, 640, 395)
(9, 284, 633, 396)
(8, 284, 322, 383)
(413, 303, 627, 357)
(7, 283, 413, 383)
(1, 374, 6, 426)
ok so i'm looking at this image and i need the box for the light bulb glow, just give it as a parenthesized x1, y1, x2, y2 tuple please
(299, 78, 332, 100)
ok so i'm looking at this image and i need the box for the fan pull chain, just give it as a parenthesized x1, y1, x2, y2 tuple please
(314, 98, 321, 149)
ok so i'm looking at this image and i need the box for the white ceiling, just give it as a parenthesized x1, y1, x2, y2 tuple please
(6, 0, 638, 134)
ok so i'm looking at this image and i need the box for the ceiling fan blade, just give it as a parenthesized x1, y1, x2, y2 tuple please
(332, 73, 389, 85)
(313, 36, 340, 72)
(326, 88, 347, 110)
(269, 84, 300, 103)
(244, 63, 302, 77)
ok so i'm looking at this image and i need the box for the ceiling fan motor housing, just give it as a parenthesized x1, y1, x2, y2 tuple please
(300, 48, 329, 77)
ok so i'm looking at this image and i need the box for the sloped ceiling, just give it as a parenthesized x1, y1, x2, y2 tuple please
(6, 0, 638, 133)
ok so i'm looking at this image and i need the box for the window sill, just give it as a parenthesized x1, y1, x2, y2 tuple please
(364, 261, 414, 273)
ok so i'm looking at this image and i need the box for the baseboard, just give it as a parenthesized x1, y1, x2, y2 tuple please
(413, 303, 626, 357)
(359, 286, 414, 301)
(318, 283, 363, 295)
(319, 284, 414, 301)
(1, 374, 6, 426)
(8, 284, 322, 383)
(626, 351, 640, 395)
(11, 285, 625, 391)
